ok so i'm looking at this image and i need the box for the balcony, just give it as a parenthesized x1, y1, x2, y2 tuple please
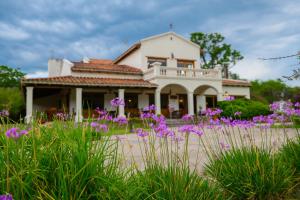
(144, 65, 222, 80)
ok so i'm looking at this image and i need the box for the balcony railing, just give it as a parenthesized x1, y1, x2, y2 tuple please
(144, 65, 221, 80)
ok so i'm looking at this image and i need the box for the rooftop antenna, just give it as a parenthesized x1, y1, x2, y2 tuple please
(169, 23, 173, 31)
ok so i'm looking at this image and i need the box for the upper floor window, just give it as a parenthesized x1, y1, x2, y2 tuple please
(177, 60, 194, 69)
(147, 57, 167, 68)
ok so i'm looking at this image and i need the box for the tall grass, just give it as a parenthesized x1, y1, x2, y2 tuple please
(0, 121, 128, 199)
(205, 147, 295, 199)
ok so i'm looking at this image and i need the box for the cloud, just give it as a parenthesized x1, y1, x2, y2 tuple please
(25, 71, 48, 78)
(20, 19, 78, 33)
(232, 58, 275, 80)
(0, 22, 29, 40)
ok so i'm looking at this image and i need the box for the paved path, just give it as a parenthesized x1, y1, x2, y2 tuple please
(111, 127, 299, 173)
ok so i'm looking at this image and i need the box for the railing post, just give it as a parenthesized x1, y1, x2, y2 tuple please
(151, 62, 162, 76)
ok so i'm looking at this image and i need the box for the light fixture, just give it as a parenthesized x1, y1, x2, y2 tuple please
(128, 99, 132, 103)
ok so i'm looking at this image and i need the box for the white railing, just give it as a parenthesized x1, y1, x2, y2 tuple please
(144, 65, 221, 80)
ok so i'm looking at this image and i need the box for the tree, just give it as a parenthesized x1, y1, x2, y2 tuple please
(0, 65, 25, 87)
(190, 32, 243, 78)
(250, 79, 300, 103)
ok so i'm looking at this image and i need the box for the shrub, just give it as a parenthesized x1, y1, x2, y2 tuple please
(129, 165, 225, 200)
(218, 99, 270, 119)
(0, 87, 25, 121)
(205, 147, 295, 199)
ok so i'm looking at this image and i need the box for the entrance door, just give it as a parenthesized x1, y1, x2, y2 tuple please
(206, 95, 217, 108)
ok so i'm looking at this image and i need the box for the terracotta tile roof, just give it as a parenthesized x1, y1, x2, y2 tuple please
(222, 79, 251, 87)
(22, 76, 157, 88)
(71, 61, 142, 75)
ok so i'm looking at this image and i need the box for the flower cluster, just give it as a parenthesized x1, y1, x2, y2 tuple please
(178, 125, 203, 136)
(55, 112, 68, 121)
(90, 122, 108, 132)
(181, 114, 193, 121)
(110, 97, 125, 107)
(0, 194, 13, 200)
(113, 116, 128, 125)
(224, 96, 235, 101)
(5, 128, 28, 139)
(0, 109, 9, 117)
(204, 108, 223, 117)
(135, 128, 149, 137)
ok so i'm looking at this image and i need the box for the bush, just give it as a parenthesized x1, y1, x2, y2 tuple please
(0, 87, 25, 121)
(205, 147, 295, 199)
(129, 165, 225, 200)
(218, 99, 270, 119)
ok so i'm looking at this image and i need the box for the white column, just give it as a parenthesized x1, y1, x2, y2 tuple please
(118, 89, 125, 117)
(155, 88, 161, 115)
(196, 95, 206, 114)
(138, 93, 149, 110)
(217, 93, 223, 101)
(188, 91, 194, 115)
(25, 87, 34, 124)
(75, 88, 83, 122)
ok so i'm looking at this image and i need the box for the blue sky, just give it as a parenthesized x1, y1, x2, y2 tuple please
(0, 0, 299, 85)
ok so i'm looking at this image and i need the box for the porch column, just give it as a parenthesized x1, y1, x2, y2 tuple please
(155, 88, 161, 115)
(25, 86, 34, 124)
(118, 89, 125, 117)
(217, 93, 223, 101)
(75, 88, 82, 122)
(188, 91, 194, 115)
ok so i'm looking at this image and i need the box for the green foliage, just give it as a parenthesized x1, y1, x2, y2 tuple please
(0, 87, 24, 120)
(130, 165, 225, 200)
(280, 136, 300, 176)
(0, 65, 25, 87)
(0, 121, 129, 199)
(205, 147, 295, 199)
(251, 79, 300, 103)
(190, 32, 243, 71)
(218, 99, 271, 119)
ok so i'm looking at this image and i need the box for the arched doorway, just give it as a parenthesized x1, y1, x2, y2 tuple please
(160, 84, 188, 118)
(194, 85, 219, 115)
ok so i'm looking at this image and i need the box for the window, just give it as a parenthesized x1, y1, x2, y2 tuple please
(147, 57, 167, 68)
(177, 60, 194, 69)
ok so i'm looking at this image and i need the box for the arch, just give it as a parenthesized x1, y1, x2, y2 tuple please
(193, 84, 219, 95)
(159, 83, 189, 94)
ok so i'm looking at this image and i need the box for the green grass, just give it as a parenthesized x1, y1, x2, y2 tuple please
(205, 147, 295, 199)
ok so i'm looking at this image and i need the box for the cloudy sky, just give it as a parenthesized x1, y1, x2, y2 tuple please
(0, 0, 299, 85)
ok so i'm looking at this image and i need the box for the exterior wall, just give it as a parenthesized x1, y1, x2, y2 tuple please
(222, 86, 250, 99)
(138, 94, 149, 109)
(118, 49, 142, 69)
(140, 33, 201, 71)
(71, 71, 143, 79)
(152, 77, 223, 95)
(48, 59, 73, 77)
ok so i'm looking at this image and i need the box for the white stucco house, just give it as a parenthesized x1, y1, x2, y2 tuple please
(22, 32, 251, 123)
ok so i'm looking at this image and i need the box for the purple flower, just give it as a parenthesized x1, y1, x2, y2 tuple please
(204, 108, 222, 117)
(5, 128, 28, 139)
(234, 111, 242, 116)
(172, 135, 184, 142)
(143, 104, 156, 112)
(182, 114, 193, 121)
(0, 194, 13, 200)
(224, 96, 235, 101)
(113, 116, 128, 125)
(135, 128, 149, 137)
(110, 97, 125, 107)
(140, 112, 153, 119)
(269, 102, 280, 112)
(178, 125, 203, 136)
(90, 122, 99, 128)
(294, 102, 300, 107)
(220, 141, 230, 150)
